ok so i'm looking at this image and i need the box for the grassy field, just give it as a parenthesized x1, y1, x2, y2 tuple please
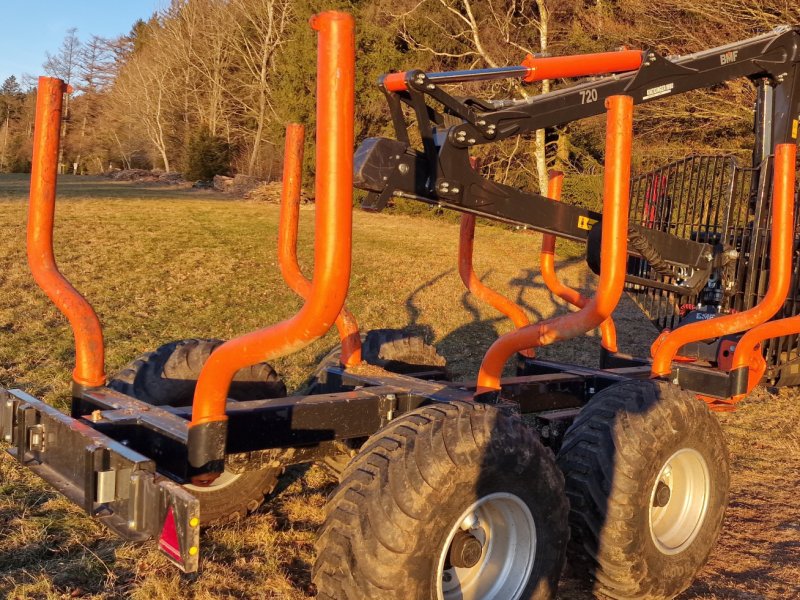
(0, 174, 798, 599)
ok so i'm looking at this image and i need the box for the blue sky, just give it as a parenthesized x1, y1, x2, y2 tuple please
(0, 1, 163, 85)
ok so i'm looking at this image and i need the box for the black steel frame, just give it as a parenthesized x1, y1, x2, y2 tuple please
(0, 355, 646, 575)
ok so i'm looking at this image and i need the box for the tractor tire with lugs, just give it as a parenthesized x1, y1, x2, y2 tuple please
(313, 401, 569, 600)
(307, 328, 448, 392)
(108, 338, 287, 526)
(108, 337, 286, 405)
(557, 379, 729, 599)
(360, 328, 448, 375)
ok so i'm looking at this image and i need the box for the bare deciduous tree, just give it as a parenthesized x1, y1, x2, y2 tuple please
(392, 0, 554, 192)
(44, 27, 81, 173)
(228, 0, 293, 176)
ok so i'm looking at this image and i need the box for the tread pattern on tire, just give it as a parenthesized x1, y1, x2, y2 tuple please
(361, 328, 447, 373)
(107, 338, 287, 525)
(557, 379, 729, 600)
(193, 468, 283, 527)
(108, 338, 286, 405)
(307, 328, 448, 392)
(313, 400, 568, 600)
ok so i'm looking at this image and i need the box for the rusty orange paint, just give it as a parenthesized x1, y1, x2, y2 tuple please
(522, 50, 642, 83)
(28, 77, 105, 388)
(459, 213, 534, 357)
(278, 122, 362, 367)
(651, 143, 797, 378)
(540, 170, 618, 352)
(190, 11, 355, 427)
(476, 95, 634, 392)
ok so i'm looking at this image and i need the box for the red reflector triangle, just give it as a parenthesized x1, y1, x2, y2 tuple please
(159, 506, 183, 565)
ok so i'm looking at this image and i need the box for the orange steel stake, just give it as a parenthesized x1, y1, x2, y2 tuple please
(191, 11, 355, 428)
(723, 143, 797, 399)
(476, 95, 634, 392)
(278, 123, 362, 367)
(651, 143, 797, 379)
(28, 76, 105, 388)
(459, 213, 534, 357)
(540, 170, 618, 352)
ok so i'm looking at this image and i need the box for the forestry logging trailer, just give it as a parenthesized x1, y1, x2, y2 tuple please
(2, 9, 799, 600)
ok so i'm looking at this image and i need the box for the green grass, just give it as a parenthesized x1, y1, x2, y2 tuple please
(0, 174, 797, 598)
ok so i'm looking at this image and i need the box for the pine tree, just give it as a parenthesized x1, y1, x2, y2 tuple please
(0, 76, 25, 172)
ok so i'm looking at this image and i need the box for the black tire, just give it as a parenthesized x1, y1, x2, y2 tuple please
(108, 338, 286, 406)
(360, 328, 448, 375)
(182, 467, 283, 526)
(557, 379, 730, 599)
(307, 328, 448, 391)
(313, 401, 569, 600)
(108, 338, 287, 526)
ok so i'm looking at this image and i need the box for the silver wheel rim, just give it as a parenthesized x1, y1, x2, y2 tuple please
(184, 469, 241, 493)
(649, 448, 710, 555)
(436, 492, 536, 600)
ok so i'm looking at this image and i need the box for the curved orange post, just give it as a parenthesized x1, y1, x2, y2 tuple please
(28, 77, 105, 388)
(651, 143, 797, 378)
(191, 11, 355, 428)
(278, 123, 362, 367)
(721, 143, 797, 398)
(458, 213, 533, 357)
(476, 95, 634, 392)
(540, 170, 618, 352)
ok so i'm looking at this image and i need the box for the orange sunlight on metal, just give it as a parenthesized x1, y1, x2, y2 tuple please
(28, 76, 105, 388)
(277, 122, 362, 367)
(190, 11, 356, 427)
(540, 170, 618, 352)
(651, 143, 797, 379)
(476, 95, 633, 392)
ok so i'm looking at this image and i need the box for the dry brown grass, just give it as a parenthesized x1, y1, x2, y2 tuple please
(0, 174, 797, 598)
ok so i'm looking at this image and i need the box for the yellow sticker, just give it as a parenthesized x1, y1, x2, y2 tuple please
(793, 119, 799, 140)
(577, 215, 598, 230)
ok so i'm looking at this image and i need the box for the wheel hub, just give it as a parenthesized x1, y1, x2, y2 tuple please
(449, 530, 483, 568)
(649, 448, 710, 555)
(653, 481, 671, 508)
(185, 469, 242, 492)
(436, 493, 537, 600)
